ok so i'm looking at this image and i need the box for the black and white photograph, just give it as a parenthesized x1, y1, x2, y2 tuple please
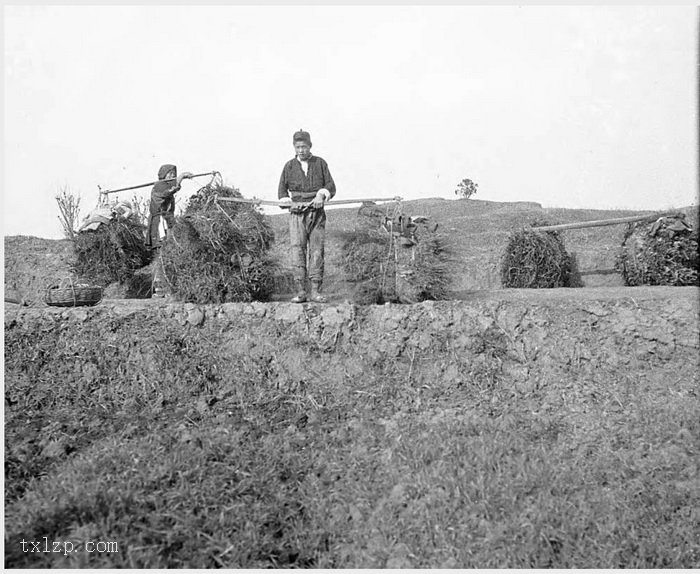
(3, 3, 699, 569)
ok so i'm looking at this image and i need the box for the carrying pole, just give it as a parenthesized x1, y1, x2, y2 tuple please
(99, 171, 219, 196)
(215, 195, 402, 207)
(531, 210, 684, 232)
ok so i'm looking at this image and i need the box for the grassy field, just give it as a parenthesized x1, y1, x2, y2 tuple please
(6, 198, 697, 305)
(4, 288, 699, 568)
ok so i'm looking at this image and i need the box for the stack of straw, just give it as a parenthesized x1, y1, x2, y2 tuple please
(339, 205, 453, 304)
(72, 216, 152, 287)
(159, 184, 278, 303)
(500, 225, 573, 289)
(616, 215, 698, 286)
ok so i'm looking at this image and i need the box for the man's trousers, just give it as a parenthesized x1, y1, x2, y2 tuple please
(289, 207, 326, 287)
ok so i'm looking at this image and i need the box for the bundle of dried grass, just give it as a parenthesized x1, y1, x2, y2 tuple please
(616, 216, 698, 286)
(339, 205, 453, 304)
(159, 184, 278, 303)
(500, 227, 573, 288)
(72, 216, 152, 286)
(338, 230, 387, 304)
(397, 232, 454, 302)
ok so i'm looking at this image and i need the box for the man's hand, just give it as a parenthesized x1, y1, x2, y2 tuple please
(312, 189, 330, 209)
(279, 196, 292, 210)
(311, 195, 325, 209)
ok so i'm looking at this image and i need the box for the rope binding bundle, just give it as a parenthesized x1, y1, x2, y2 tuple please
(44, 277, 104, 307)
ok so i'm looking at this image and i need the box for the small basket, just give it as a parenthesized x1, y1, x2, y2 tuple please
(44, 278, 103, 307)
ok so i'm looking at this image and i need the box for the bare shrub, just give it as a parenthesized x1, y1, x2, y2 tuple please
(55, 186, 82, 239)
(128, 193, 151, 226)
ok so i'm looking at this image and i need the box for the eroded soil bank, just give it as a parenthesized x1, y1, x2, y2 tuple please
(4, 287, 700, 568)
(8, 287, 698, 383)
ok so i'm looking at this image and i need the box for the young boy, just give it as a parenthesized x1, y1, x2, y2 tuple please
(146, 164, 192, 297)
(146, 164, 193, 249)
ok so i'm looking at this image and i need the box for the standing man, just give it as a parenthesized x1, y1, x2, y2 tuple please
(278, 129, 336, 303)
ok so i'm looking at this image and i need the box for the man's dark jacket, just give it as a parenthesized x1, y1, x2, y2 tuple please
(278, 156, 336, 203)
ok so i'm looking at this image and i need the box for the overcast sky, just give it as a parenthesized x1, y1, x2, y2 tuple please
(3, 5, 698, 239)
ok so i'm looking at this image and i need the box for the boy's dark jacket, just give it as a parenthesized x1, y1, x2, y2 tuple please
(150, 164, 180, 215)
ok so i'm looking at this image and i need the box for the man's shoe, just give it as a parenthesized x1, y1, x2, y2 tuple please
(290, 293, 307, 303)
(152, 287, 167, 299)
(310, 285, 327, 303)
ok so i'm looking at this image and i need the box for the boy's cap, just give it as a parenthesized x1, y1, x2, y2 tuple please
(293, 130, 311, 145)
(158, 164, 177, 180)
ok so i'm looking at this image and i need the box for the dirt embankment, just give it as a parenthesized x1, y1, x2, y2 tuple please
(6, 287, 698, 391)
(4, 235, 75, 304)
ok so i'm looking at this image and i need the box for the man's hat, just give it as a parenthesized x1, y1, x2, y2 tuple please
(293, 129, 311, 145)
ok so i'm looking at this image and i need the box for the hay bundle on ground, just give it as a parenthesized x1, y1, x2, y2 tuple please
(500, 227, 573, 288)
(397, 232, 454, 302)
(339, 205, 453, 304)
(616, 216, 698, 286)
(158, 184, 277, 303)
(72, 216, 152, 286)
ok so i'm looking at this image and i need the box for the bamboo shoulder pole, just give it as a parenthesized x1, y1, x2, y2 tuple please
(215, 196, 402, 207)
(532, 210, 684, 232)
(101, 171, 219, 195)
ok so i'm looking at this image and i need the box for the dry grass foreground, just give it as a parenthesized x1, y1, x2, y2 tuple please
(4, 287, 700, 568)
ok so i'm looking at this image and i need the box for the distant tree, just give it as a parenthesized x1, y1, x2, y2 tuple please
(455, 178, 478, 199)
(55, 186, 82, 239)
